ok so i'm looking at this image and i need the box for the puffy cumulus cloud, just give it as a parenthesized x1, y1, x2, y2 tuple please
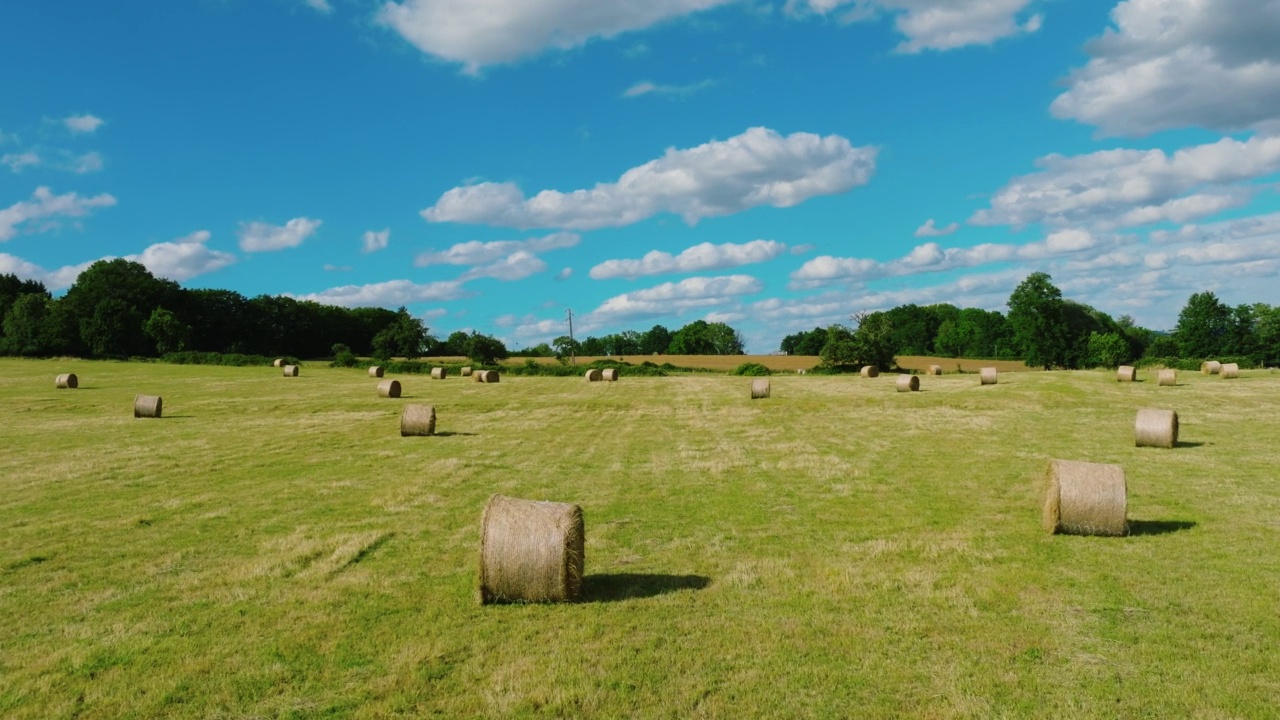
(588, 274, 763, 321)
(914, 218, 958, 237)
(589, 239, 787, 280)
(459, 250, 548, 281)
(73, 152, 103, 174)
(2, 152, 41, 173)
(0, 186, 117, 242)
(237, 217, 322, 252)
(759, 270, 1023, 327)
(794, 0, 1041, 53)
(63, 114, 105, 134)
(423, 128, 877, 230)
(555, 267, 573, 281)
(290, 279, 468, 307)
(124, 230, 236, 282)
(1051, 0, 1280, 135)
(415, 232, 578, 266)
(1142, 211, 1280, 270)
(362, 228, 390, 254)
(0, 253, 97, 291)
(970, 135, 1280, 229)
(376, 0, 731, 72)
(622, 79, 715, 98)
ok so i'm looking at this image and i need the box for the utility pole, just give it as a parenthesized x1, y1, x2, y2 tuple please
(566, 308, 576, 365)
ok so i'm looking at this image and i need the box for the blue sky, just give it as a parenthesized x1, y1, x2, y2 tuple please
(2, 0, 1279, 352)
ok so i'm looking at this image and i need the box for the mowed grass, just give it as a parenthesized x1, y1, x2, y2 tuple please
(1, 359, 1278, 718)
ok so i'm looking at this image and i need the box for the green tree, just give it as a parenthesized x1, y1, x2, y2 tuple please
(371, 307, 430, 360)
(639, 324, 672, 355)
(580, 336, 606, 356)
(852, 311, 897, 370)
(552, 335, 581, 363)
(1007, 272, 1070, 369)
(818, 324, 858, 367)
(81, 298, 146, 358)
(2, 293, 52, 356)
(1254, 304, 1280, 366)
(144, 307, 193, 354)
(1174, 291, 1232, 359)
(465, 332, 508, 365)
(1086, 331, 1130, 368)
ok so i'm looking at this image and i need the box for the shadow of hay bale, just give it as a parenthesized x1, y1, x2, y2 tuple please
(1127, 519, 1197, 536)
(582, 573, 710, 602)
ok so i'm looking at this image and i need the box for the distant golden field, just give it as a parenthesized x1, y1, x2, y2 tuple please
(508, 354, 1031, 373)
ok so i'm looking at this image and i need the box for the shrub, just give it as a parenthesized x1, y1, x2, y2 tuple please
(730, 362, 772, 376)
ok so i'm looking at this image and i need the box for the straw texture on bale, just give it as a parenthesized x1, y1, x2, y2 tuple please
(896, 375, 920, 392)
(399, 404, 436, 436)
(1201, 360, 1221, 375)
(431, 367, 447, 380)
(461, 366, 472, 377)
(479, 494, 584, 604)
(1135, 408, 1179, 448)
(1117, 365, 1137, 382)
(751, 379, 771, 399)
(55, 373, 78, 389)
(1042, 459, 1127, 536)
(368, 366, 384, 378)
(133, 394, 163, 419)
(585, 368, 603, 382)
(282, 365, 299, 377)
(980, 367, 998, 385)
(475, 370, 499, 383)
(928, 365, 942, 375)
(377, 379, 402, 398)
(1157, 369, 1177, 386)
(602, 368, 618, 381)
(860, 365, 879, 378)
(1221, 363, 1239, 379)
(273, 358, 284, 367)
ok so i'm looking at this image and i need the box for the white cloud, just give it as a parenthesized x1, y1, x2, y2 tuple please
(304, 0, 333, 12)
(589, 274, 764, 321)
(424, 127, 877, 230)
(622, 79, 714, 98)
(376, 0, 732, 72)
(414, 231, 579, 266)
(589, 239, 787, 280)
(0, 186, 118, 242)
(1051, 0, 1280, 135)
(555, 267, 573, 281)
(323, 264, 353, 272)
(794, 0, 1042, 53)
(73, 152, 103, 174)
(2, 152, 40, 173)
(971, 134, 1280, 229)
(63, 114, 105, 134)
(914, 218, 958, 237)
(124, 230, 236, 282)
(237, 217, 321, 252)
(291, 279, 468, 307)
(0, 253, 97, 291)
(459, 250, 548, 281)
(362, 228, 390, 253)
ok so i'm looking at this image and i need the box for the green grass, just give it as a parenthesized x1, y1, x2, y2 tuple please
(2, 359, 1278, 718)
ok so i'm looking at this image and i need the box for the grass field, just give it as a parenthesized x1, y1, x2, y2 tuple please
(511, 354, 1031, 373)
(2, 359, 1278, 718)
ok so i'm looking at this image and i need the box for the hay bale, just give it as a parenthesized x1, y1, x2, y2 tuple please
(282, 365, 299, 377)
(378, 379, 402, 398)
(1221, 362, 1240, 379)
(476, 370, 499, 383)
(133, 394, 163, 418)
(751, 379, 771, 399)
(1117, 365, 1136, 382)
(368, 366, 384, 378)
(479, 494, 584, 604)
(1157, 369, 1177, 386)
(602, 368, 619, 381)
(585, 369, 603, 382)
(273, 358, 284, 367)
(980, 367, 998, 385)
(896, 375, 920, 392)
(399, 404, 436, 436)
(1201, 360, 1221, 375)
(1135, 408, 1178, 449)
(54, 373, 78, 389)
(461, 366, 472, 377)
(928, 365, 942, 375)
(1042, 459, 1127, 536)
(431, 367, 447, 380)
(860, 365, 879, 378)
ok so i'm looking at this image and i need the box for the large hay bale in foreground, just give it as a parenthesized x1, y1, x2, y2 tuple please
(860, 365, 879, 378)
(55, 373, 78, 389)
(585, 369, 603, 382)
(378, 379, 402, 398)
(282, 365, 299, 377)
(1042, 459, 1127, 536)
(980, 367, 998, 385)
(134, 394, 163, 419)
(368, 366, 384, 378)
(273, 358, 284, 367)
(750, 379, 771, 399)
(461, 366, 473, 377)
(1117, 365, 1136, 382)
(1201, 360, 1221, 375)
(1135, 408, 1178, 448)
(602, 368, 618, 381)
(475, 370, 499, 383)
(431, 367, 447, 380)
(1221, 363, 1240, 379)
(896, 375, 919, 392)
(399, 404, 436, 436)
(928, 365, 942, 376)
(479, 494, 584, 604)
(1157, 369, 1177, 386)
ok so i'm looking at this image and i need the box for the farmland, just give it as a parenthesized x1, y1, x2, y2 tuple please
(1, 358, 1278, 718)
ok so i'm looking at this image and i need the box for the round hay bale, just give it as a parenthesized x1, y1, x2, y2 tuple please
(478, 370, 499, 383)
(860, 365, 879, 378)
(133, 394, 163, 419)
(368, 366, 384, 378)
(1220, 362, 1239, 379)
(585, 369, 602, 382)
(980, 367, 998, 385)
(479, 494, 584, 604)
(1201, 360, 1221, 375)
(282, 365, 299, 377)
(1157, 369, 1177, 386)
(928, 365, 942, 376)
(1042, 459, 1127, 536)
(273, 358, 284, 367)
(461, 366, 473, 377)
(750, 378, 771, 399)
(399, 404, 436, 436)
(431, 367, 447, 380)
(896, 375, 920, 392)
(1117, 365, 1136, 382)
(602, 368, 619, 381)
(1135, 408, 1178, 448)
(377, 379, 402, 398)
(55, 373, 78, 389)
